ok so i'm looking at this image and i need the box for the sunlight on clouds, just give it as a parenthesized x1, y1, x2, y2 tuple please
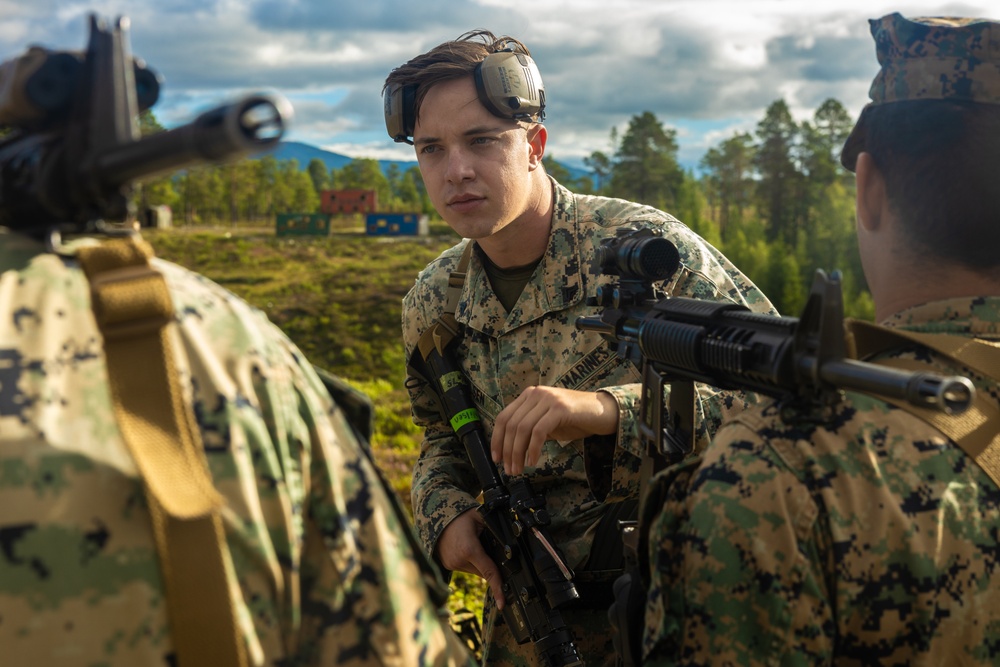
(774, 81, 805, 108)
(716, 75, 769, 105)
(257, 43, 286, 66)
(773, 81, 831, 124)
(718, 41, 768, 69)
(542, 127, 614, 163)
(794, 35, 816, 50)
(260, 38, 372, 67)
(0, 22, 30, 51)
(284, 101, 359, 134)
(322, 142, 415, 161)
(702, 120, 757, 147)
(7, 0, 992, 171)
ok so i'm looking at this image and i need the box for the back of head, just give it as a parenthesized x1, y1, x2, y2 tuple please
(382, 30, 545, 144)
(840, 13, 1000, 271)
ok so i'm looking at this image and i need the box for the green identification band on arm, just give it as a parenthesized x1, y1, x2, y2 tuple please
(450, 408, 480, 431)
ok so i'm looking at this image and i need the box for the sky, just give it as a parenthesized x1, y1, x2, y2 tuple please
(1, 1, 996, 171)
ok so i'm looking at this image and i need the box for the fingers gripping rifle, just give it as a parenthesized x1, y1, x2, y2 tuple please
(0, 13, 291, 236)
(574, 228, 976, 666)
(408, 294, 585, 667)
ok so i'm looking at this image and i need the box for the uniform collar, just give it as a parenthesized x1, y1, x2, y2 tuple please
(881, 296, 1000, 338)
(457, 178, 586, 336)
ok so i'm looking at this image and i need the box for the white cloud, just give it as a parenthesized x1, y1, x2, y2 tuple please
(321, 142, 415, 162)
(1, 0, 995, 171)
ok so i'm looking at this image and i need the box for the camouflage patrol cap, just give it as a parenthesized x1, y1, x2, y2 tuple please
(841, 12, 1000, 171)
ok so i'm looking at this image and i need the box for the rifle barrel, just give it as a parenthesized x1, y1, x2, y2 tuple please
(577, 309, 975, 415)
(91, 92, 291, 185)
(814, 358, 974, 415)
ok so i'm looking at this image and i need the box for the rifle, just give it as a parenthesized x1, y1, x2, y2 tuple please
(409, 330, 585, 667)
(0, 13, 291, 237)
(577, 227, 974, 464)
(574, 227, 976, 666)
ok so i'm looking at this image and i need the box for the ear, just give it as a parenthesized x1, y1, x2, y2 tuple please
(855, 151, 886, 233)
(526, 124, 547, 170)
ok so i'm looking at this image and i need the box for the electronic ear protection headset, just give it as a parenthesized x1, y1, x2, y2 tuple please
(383, 45, 546, 144)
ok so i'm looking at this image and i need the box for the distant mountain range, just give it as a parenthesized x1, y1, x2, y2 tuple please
(262, 141, 414, 175)
(263, 140, 588, 182)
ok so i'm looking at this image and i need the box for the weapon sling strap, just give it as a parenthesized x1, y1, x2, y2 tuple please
(76, 235, 247, 667)
(416, 240, 475, 359)
(846, 319, 1000, 488)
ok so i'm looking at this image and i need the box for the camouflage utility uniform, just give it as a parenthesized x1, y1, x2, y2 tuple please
(644, 298, 1000, 665)
(0, 229, 474, 666)
(403, 178, 775, 665)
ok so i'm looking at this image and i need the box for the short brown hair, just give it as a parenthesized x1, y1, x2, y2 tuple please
(383, 30, 532, 126)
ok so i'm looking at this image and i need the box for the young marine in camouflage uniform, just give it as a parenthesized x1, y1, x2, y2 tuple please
(383, 31, 775, 666)
(643, 14, 1000, 665)
(0, 229, 475, 666)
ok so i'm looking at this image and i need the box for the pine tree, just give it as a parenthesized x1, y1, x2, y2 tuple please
(607, 111, 683, 210)
(754, 99, 801, 245)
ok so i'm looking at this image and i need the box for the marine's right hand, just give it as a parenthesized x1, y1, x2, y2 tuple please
(436, 508, 506, 609)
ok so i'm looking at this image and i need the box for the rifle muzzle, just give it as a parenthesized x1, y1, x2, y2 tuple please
(91, 91, 293, 185)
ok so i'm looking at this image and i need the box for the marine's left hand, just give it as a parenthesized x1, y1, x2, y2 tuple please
(490, 386, 618, 475)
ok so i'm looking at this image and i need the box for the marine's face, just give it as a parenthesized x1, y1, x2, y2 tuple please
(413, 76, 543, 241)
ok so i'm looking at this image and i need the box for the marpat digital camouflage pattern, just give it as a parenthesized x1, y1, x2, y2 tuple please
(867, 14, 1000, 106)
(645, 13, 1000, 663)
(643, 297, 1000, 664)
(842, 12, 1000, 169)
(0, 228, 474, 666)
(403, 178, 775, 666)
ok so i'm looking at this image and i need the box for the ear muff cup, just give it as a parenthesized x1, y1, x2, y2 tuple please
(383, 46, 546, 144)
(473, 49, 545, 122)
(384, 83, 416, 144)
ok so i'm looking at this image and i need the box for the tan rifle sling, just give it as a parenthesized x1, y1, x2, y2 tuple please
(77, 235, 247, 667)
(416, 240, 475, 358)
(846, 319, 1000, 488)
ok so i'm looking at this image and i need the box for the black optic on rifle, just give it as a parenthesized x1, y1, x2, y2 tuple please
(594, 227, 681, 281)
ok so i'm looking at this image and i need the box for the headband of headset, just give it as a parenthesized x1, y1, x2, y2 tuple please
(383, 47, 546, 144)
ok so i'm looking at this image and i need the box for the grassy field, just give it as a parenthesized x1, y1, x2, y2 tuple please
(144, 221, 489, 621)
